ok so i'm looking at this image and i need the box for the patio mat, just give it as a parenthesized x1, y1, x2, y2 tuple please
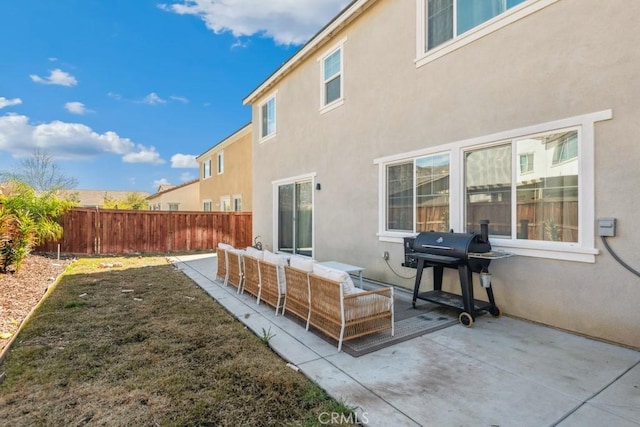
(306, 302, 459, 357)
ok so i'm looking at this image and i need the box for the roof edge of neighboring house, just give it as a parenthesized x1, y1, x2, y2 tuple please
(146, 178, 199, 200)
(196, 122, 252, 160)
(242, 0, 376, 106)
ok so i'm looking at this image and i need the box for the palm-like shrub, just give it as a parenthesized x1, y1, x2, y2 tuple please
(0, 181, 73, 272)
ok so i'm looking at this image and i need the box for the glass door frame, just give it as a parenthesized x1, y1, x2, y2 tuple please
(272, 173, 316, 258)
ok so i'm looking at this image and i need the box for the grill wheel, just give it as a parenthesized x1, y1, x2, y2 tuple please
(458, 312, 474, 327)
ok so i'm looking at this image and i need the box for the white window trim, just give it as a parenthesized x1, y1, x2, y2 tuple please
(415, 0, 560, 68)
(272, 172, 317, 258)
(202, 158, 212, 179)
(220, 195, 231, 212)
(217, 151, 224, 174)
(375, 109, 613, 263)
(318, 37, 347, 114)
(232, 194, 242, 212)
(259, 91, 277, 143)
(202, 199, 212, 212)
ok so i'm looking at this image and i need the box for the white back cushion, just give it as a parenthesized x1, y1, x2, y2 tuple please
(312, 264, 356, 295)
(245, 246, 264, 260)
(289, 255, 315, 272)
(263, 250, 288, 292)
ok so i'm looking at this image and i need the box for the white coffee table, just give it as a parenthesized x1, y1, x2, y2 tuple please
(318, 261, 364, 288)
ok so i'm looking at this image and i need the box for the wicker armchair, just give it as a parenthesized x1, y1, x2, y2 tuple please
(308, 273, 394, 352)
(242, 254, 261, 299)
(258, 251, 285, 316)
(283, 265, 311, 323)
(215, 247, 228, 285)
(226, 250, 244, 294)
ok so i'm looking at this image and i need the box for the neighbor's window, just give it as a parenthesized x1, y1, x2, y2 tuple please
(203, 159, 211, 179)
(426, 0, 527, 50)
(217, 152, 224, 174)
(322, 47, 343, 106)
(519, 152, 534, 174)
(260, 95, 276, 139)
(233, 196, 242, 212)
(203, 201, 212, 212)
(168, 203, 179, 211)
(386, 153, 450, 232)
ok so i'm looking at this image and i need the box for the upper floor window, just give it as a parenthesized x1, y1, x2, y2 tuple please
(426, 0, 527, 50)
(203, 159, 211, 179)
(217, 152, 224, 174)
(260, 94, 276, 140)
(323, 48, 342, 106)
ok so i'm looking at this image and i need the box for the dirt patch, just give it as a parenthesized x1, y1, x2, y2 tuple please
(0, 254, 73, 351)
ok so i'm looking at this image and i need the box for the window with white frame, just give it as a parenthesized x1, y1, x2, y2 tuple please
(377, 110, 612, 262)
(260, 94, 276, 140)
(321, 45, 343, 107)
(203, 200, 212, 212)
(220, 196, 231, 212)
(425, 0, 527, 50)
(203, 159, 211, 179)
(217, 152, 224, 174)
(416, 0, 557, 67)
(168, 203, 179, 211)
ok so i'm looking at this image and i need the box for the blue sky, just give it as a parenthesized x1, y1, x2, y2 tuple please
(0, 0, 351, 192)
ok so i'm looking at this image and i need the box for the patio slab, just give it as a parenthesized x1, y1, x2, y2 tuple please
(171, 253, 640, 427)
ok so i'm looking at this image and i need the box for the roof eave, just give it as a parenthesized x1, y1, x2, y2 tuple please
(242, 0, 375, 106)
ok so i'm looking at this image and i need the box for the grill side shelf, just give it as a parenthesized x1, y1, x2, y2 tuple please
(467, 251, 514, 260)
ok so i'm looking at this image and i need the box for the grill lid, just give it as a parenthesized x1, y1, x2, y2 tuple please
(413, 231, 490, 259)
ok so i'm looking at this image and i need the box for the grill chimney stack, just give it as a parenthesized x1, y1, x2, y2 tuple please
(479, 220, 490, 243)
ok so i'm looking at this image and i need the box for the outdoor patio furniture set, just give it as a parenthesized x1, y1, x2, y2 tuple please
(215, 243, 395, 351)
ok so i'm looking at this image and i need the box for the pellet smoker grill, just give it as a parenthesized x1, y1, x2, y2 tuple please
(403, 220, 510, 327)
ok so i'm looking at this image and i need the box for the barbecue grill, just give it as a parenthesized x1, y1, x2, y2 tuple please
(403, 220, 509, 327)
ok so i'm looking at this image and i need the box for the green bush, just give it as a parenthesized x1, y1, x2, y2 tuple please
(0, 181, 73, 272)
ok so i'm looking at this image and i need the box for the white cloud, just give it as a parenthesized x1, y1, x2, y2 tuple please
(180, 172, 195, 182)
(0, 113, 164, 164)
(169, 95, 189, 104)
(153, 178, 171, 188)
(0, 97, 22, 109)
(171, 153, 198, 168)
(123, 146, 165, 164)
(161, 0, 352, 45)
(30, 68, 78, 86)
(65, 101, 93, 115)
(142, 92, 167, 105)
(108, 92, 122, 100)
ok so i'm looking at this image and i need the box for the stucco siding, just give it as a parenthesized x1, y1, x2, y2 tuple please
(250, 0, 640, 348)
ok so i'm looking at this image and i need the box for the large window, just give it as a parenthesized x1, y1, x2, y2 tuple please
(386, 153, 450, 232)
(377, 110, 611, 262)
(260, 95, 276, 140)
(426, 0, 527, 50)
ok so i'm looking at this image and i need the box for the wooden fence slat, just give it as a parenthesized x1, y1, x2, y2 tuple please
(37, 208, 252, 255)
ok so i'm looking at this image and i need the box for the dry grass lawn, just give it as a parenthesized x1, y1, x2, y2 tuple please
(0, 256, 356, 426)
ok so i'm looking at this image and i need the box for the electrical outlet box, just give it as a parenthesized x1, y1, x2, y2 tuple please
(598, 218, 616, 237)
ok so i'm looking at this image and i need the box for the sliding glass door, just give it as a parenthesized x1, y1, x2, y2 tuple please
(277, 180, 313, 257)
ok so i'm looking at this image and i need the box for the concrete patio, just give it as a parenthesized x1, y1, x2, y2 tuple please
(170, 253, 640, 427)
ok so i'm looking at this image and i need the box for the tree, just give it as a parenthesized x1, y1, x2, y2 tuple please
(102, 192, 148, 210)
(1, 149, 78, 192)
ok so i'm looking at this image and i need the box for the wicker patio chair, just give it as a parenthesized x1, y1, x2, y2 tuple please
(283, 265, 311, 323)
(226, 249, 244, 294)
(215, 247, 229, 285)
(307, 273, 394, 352)
(257, 251, 287, 315)
(242, 253, 261, 300)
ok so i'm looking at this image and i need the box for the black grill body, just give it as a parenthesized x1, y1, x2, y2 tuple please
(403, 221, 500, 326)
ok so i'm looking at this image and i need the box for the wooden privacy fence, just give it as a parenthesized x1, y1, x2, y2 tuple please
(37, 208, 252, 255)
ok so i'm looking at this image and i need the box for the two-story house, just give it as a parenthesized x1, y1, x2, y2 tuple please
(147, 180, 200, 211)
(243, 0, 640, 348)
(197, 123, 252, 212)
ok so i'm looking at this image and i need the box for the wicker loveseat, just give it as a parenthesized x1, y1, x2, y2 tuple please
(307, 265, 394, 352)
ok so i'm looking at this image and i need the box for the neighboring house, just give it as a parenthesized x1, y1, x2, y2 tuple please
(243, 0, 640, 349)
(61, 189, 150, 208)
(197, 123, 252, 212)
(146, 179, 200, 211)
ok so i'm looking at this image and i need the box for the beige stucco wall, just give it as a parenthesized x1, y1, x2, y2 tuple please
(199, 124, 252, 212)
(147, 181, 200, 211)
(250, 0, 640, 348)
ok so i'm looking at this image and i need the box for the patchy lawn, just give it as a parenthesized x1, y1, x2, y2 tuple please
(0, 256, 355, 426)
